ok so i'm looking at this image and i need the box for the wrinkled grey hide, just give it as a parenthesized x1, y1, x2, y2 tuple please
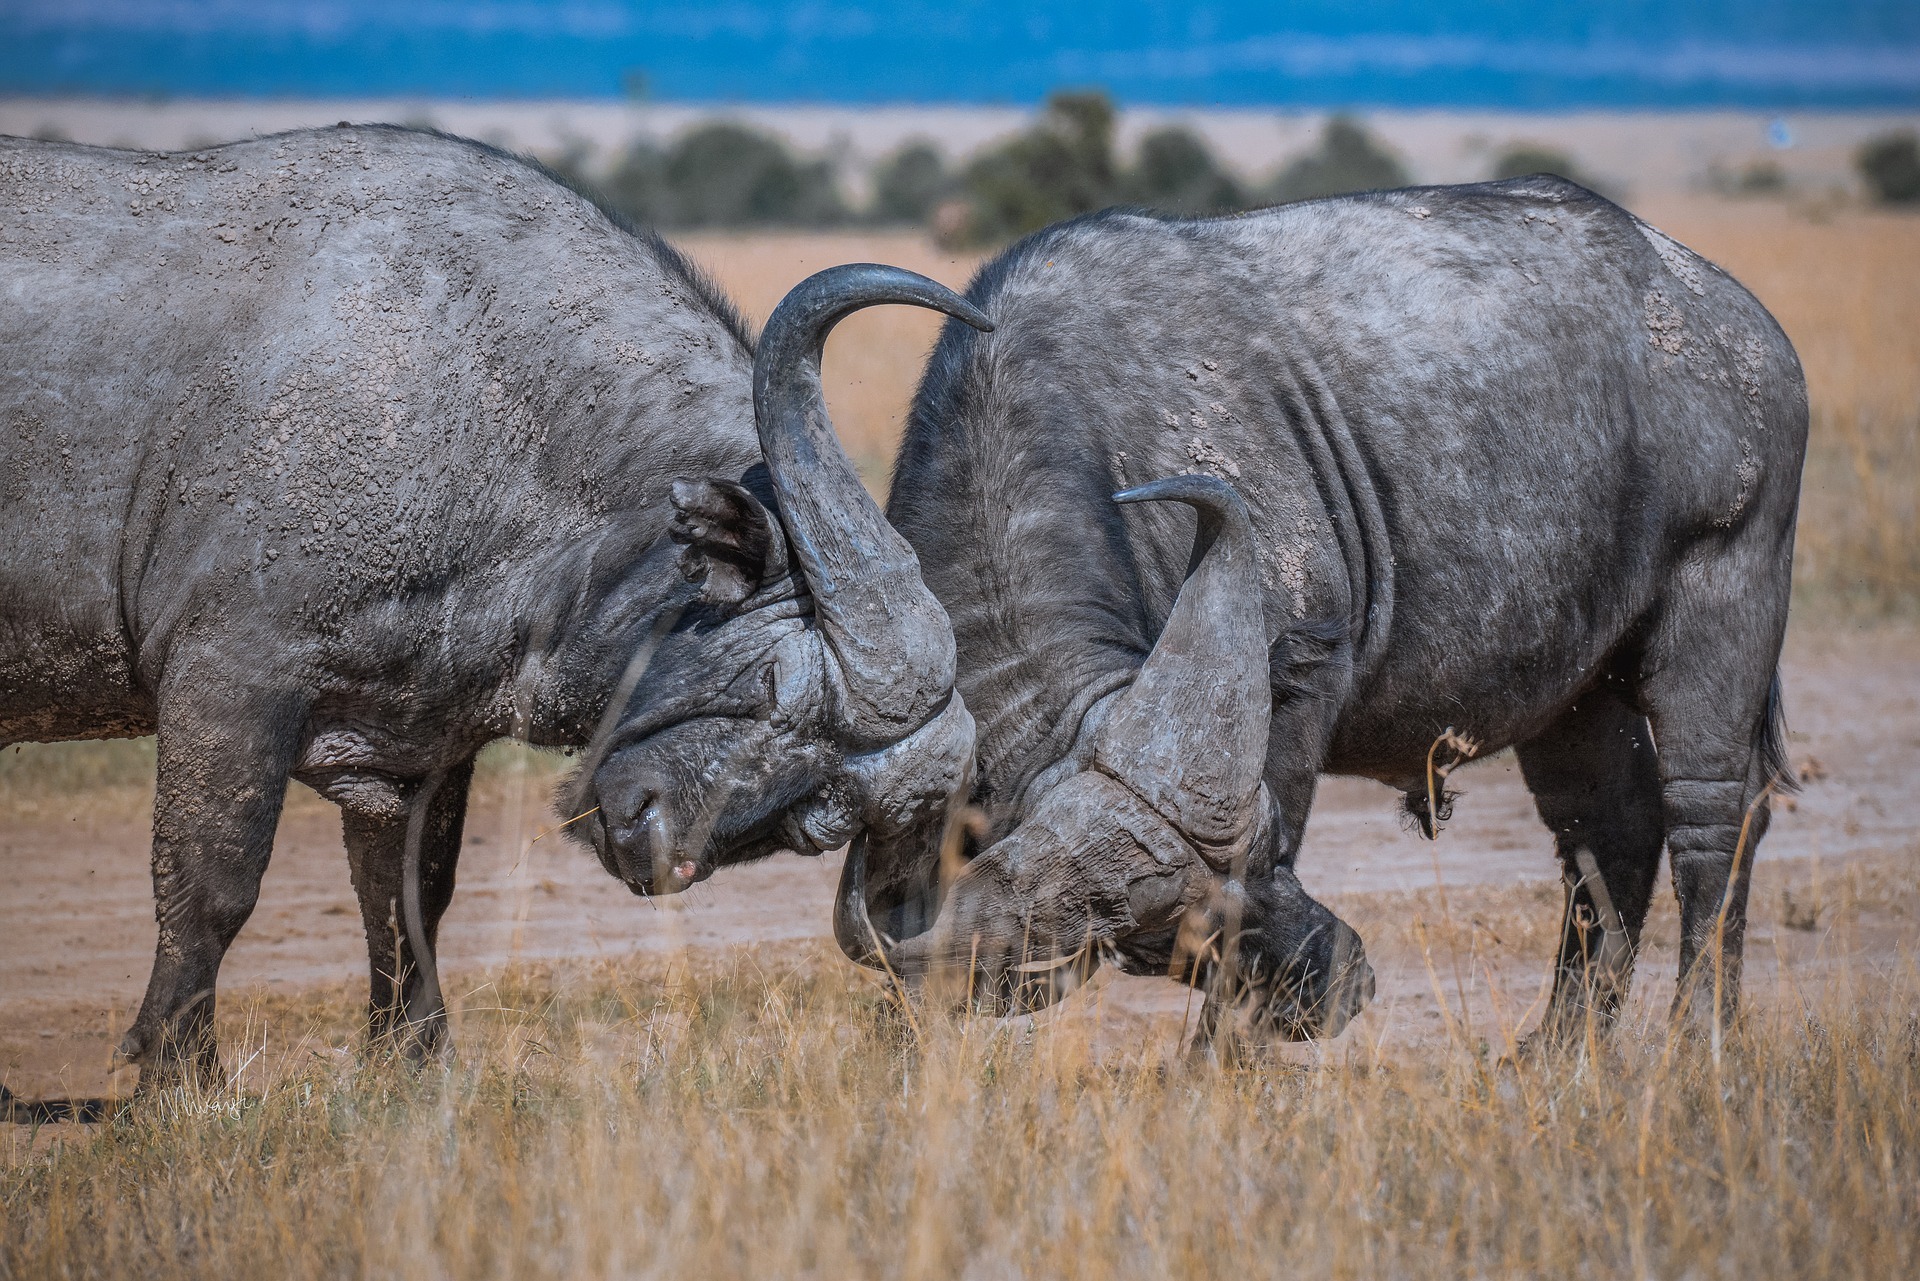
(0, 126, 983, 1088)
(858, 177, 1807, 1042)
(840, 474, 1373, 1036)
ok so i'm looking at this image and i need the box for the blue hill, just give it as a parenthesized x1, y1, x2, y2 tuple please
(6, 2, 1918, 108)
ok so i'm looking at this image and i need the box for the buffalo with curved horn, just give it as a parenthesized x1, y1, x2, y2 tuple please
(0, 126, 987, 1091)
(865, 178, 1805, 1044)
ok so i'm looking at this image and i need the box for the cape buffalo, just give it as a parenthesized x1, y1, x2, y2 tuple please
(0, 126, 983, 1088)
(842, 177, 1806, 1044)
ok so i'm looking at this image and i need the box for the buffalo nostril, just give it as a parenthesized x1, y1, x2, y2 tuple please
(587, 807, 624, 879)
(1336, 959, 1376, 1012)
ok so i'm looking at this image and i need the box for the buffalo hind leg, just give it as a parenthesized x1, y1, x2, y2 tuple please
(1640, 571, 1792, 1037)
(1516, 689, 1664, 1042)
(120, 680, 307, 1091)
(343, 758, 475, 1061)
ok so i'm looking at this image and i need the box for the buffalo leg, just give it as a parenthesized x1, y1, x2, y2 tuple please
(1262, 619, 1351, 873)
(343, 757, 474, 1059)
(1186, 659, 1360, 1044)
(120, 682, 307, 1089)
(1640, 585, 1790, 1035)
(1190, 652, 1374, 1044)
(1516, 689, 1664, 1039)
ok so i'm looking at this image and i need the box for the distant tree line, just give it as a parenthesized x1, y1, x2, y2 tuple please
(552, 92, 1622, 244)
(1705, 130, 1919, 204)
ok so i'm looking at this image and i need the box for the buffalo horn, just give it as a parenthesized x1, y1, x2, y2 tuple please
(854, 473, 1273, 976)
(1091, 474, 1272, 847)
(755, 264, 993, 746)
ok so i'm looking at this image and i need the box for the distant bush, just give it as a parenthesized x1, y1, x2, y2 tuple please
(666, 123, 849, 227)
(869, 141, 953, 225)
(601, 138, 670, 224)
(601, 122, 850, 229)
(1706, 158, 1787, 197)
(538, 137, 598, 194)
(953, 91, 1121, 244)
(1856, 131, 1920, 204)
(944, 95, 1270, 243)
(1267, 117, 1409, 203)
(1486, 143, 1606, 194)
(1122, 127, 1244, 216)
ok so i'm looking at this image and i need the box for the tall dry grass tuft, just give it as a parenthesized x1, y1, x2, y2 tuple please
(5, 946, 1916, 1279)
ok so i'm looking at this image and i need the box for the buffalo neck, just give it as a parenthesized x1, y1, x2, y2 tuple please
(888, 409, 1157, 838)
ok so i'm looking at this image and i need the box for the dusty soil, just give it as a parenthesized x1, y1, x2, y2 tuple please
(4, 619, 1914, 1098)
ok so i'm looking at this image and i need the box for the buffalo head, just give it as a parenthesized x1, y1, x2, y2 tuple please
(836, 474, 1373, 1040)
(570, 265, 986, 894)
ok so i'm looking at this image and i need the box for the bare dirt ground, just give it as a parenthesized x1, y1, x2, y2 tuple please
(5, 619, 1914, 1099)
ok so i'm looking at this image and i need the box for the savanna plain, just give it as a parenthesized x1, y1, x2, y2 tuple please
(3, 194, 1918, 1279)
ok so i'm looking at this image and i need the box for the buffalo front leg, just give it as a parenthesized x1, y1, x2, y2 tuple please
(342, 758, 474, 1061)
(1515, 687, 1665, 1042)
(1183, 668, 1368, 1046)
(120, 682, 307, 1091)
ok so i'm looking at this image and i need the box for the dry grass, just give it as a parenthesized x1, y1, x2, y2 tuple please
(4, 933, 1916, 1280)
(4, 201, 1918, 1280)
(8, 852, 1918, 1278)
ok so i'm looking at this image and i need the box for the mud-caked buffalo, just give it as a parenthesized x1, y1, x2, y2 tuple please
(0, 126, 984, 1087)
(844, 177, 1806, 1044)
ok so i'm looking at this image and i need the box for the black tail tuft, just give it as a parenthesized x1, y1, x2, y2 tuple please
(1400, 786, 1458, 840)
(1762, 671, 1800, 796)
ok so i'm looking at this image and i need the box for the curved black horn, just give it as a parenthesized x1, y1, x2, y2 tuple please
(756, 264, 993, 745)
(835, 835, 969, 978)
(862, 473, 1275, 980)
(832, 835, 886, 967)
(1093, 474, 1272, 846)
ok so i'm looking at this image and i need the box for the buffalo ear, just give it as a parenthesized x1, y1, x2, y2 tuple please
(668, 478, 789, 606)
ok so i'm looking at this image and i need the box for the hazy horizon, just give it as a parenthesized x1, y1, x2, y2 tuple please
(6, 2, 1919, 109)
